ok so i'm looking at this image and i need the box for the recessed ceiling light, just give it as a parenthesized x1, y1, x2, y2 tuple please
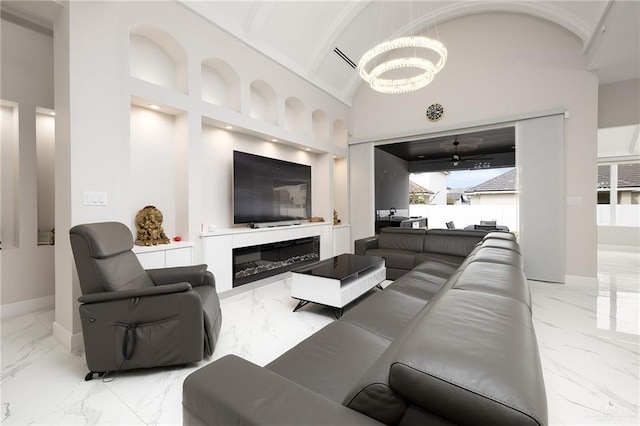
(271, 138, 278, 142)
(418, 155, 424, 159)
(149, 104, 161, 110)
(305, 148, 311, 151)
(224, 125, 233, 130)
(49, 111, 55, 116)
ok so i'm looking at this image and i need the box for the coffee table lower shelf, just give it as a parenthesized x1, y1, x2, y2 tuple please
(290, 254, 386, 318)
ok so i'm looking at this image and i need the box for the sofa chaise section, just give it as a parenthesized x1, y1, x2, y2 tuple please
(355, 228, 487, 280)
(183, 231, 547, 425)
(183, 355, 384, 426)
(342, 290, 546, 425)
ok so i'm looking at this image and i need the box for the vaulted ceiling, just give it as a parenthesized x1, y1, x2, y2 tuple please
(179, 0, 639, 104)
(2, 1, 638, 106)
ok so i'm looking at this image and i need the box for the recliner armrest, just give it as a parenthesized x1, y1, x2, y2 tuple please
(146, 264, 214, 288)
(183, 355, 383, 426)
(354, 236, 380, 255)
(78, 282, 192, 304)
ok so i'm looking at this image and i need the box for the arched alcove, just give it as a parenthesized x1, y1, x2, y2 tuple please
(312, 109, 329, 144)
(1, 102, 18, 248)
(129, 26, 188, 93)
(249, 80, 278, 125)
(285, 97, 306, 133)
(333, 119, 348, 148)
(201, 58, 241, 112)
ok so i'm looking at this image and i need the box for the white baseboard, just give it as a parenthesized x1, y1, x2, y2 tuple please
(0, 295, 54, 320)
(53, 321, 84, 353)
(598, 244, 640, 253)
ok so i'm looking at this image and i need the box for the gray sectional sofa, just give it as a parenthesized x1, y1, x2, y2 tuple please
(355, 227, 490, 279)
(182, 230, 547, 425)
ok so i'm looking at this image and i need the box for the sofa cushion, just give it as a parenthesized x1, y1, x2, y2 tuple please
(423, 230, 484, 258)
(483, 231, 516, 242)
(364, 249, 416, 271)
(266, 321, 391, 403)
(385, 268, 412, 281)
(386, 271, 446, 301)
(452, 262, 531, 309)
(412, 257, 462, 277)
(481, 238, 521, 253)
(341, 289, 429, 341)
(470, 247, 523, 268)
(388, 291, 547, 426)
(413, 252, 465, 269)
(342, 305, 433, 425)
(377, 228, 426, 252)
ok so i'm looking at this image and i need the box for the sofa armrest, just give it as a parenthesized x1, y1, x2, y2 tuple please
(146, 264, 214, 288)
(183, 355, 383, 426)
(78, 282, 192, 304)
(354, 236, 379, 255)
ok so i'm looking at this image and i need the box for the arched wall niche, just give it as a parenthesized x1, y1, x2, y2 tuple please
(285, 96, 306, 133)
(201, 58, 241, 112)
(333, 119, 348, 148)
(312, 109, 330, 144)
(129, 25, 188, 93)
(249, 80, 278, 125)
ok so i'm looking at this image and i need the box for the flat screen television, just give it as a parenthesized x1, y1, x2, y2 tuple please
(233, 151, 311, 225)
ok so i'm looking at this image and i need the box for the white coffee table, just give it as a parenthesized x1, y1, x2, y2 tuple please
(290, 254, 386, 318)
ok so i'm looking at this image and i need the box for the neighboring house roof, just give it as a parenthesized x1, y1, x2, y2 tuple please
(598, 163, 640, 189)
(409, 181, 433, 194)
(464, 164, 639, 194)
(465, 169, 517, 193)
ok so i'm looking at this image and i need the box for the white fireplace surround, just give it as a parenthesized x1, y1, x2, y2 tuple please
(202, 223, 333, 293)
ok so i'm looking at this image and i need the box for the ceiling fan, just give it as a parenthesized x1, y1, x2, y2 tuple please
(431, 139, 493, 168)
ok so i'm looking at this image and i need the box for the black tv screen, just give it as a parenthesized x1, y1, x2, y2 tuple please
(233, 151, 312, 225)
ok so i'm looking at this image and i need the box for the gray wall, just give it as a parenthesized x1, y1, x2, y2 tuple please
(374, 148, 409, 212)
(598, 79, 640, 128)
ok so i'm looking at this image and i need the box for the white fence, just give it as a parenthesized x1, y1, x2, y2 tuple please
(409, 204, 518, 231)
(596, 205, 640, 227)
(410, 204, 640, 232)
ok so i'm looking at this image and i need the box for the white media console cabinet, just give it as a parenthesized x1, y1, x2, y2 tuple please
(201, 222, 335, 293)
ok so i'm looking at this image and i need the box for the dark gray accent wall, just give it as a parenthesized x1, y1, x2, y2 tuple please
(375, 148, 409, 211)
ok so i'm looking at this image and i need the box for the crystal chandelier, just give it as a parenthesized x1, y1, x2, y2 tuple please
(358, 3, 448, 95)
(359, 36, 447, 94)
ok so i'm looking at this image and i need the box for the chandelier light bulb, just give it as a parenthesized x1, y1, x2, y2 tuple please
(358, 36, 447, 94)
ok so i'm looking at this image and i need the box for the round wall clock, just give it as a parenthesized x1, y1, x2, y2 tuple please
(426, 103, 444, 121)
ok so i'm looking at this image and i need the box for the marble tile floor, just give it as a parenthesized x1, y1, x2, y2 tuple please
(1, 248, 638, 425)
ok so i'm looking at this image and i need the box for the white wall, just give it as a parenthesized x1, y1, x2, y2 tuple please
(130, 106, 177, 237)
(36, 112, 56, 232)
(200, 124, 321, 230)
(1, 18, 55, 310)
(349, 12, 598, 281)
(333, 157, 349, 223)
(51, 1, 351, 350)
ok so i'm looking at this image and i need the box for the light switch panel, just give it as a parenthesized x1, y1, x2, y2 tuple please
(83, 191, 108, 206)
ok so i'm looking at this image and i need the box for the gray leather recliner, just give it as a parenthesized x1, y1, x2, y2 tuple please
(70, 222, 222, 380)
